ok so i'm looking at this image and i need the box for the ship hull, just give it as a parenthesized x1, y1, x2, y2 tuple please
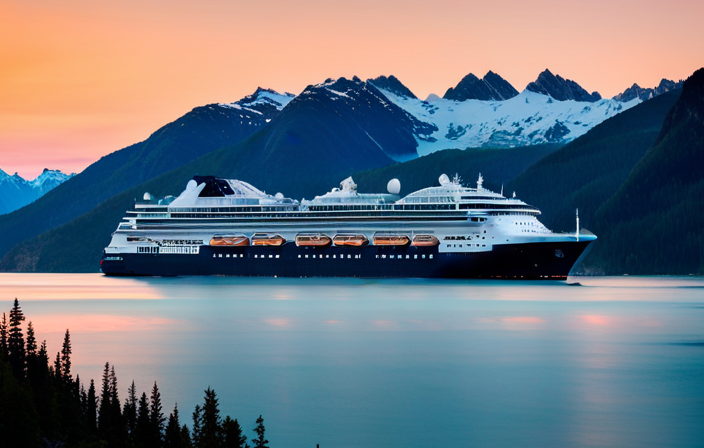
(101, 240, 593, 279)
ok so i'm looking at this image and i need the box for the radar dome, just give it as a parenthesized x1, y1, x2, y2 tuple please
(387, 178, 401, 195)
(143, 192, 153, 201)
(185, 179, 198, 192)
(275, 192, 284, 200)
(438, 174, 451, 186)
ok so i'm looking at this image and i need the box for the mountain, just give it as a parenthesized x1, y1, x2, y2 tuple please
(443, 71, 519, 101)
(367, 75, 417, 99)
(507, 88, 681, 237)
(0, 77, 437, 272)
(0, 169, 74, 215)
(613, 78, 684, 102)
(589, 68, 704, 274)
(526, 69, 602, 102)
(376, 88, 638, 155)
(0, 88, 293, 261)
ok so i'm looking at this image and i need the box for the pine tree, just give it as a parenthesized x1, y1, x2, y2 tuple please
(54, 351, 62, 380)
(165, 403, 183, 448)
(223, 416, 249, 448)
(124, 380, 138, 440)
(98, 362, 112, 438)
(25, 321, 37, 357)
(61, 329, 72, 384)
(150, 381, 166, 447)
(0, 312, 7, 359)
(8, 298, 26, 378)
(251, 415, 269, 448)
(191, 405, 202, 447)
(87, 379, 98, 434)
(200, 387, 223, 448)
(136, 392, 151, 448)
(180, 424, 193, 448)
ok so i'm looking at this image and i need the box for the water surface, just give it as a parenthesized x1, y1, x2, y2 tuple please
(1, 274, 703, 448)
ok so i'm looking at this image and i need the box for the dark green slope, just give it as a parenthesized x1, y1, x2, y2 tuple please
(0, 100, 277, 260)
(507, 88, 681, 235)
(353, 145, 562, 195)
(588, 68, 704, 274)
(0, 79, 422, 272)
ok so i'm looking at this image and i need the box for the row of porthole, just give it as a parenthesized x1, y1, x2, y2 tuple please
(376, 254, 433, 259)
(298, 254, 360, 259)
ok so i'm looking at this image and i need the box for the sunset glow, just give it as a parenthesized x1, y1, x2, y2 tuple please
(2, 0, 703, 178)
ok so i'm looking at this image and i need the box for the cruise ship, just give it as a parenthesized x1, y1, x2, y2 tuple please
(100, 174, 595, 278)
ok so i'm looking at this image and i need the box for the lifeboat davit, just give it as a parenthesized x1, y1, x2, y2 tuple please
(333, 234, 369, 247)
(412, 235, 439, 246)
(210, 235, 250, 246)
(251, 233, 286, 246)
(296, 234, 332, 247)
(373, 234, 411, 246)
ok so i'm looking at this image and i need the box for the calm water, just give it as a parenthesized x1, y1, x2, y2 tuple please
(1, 274, 703, 448)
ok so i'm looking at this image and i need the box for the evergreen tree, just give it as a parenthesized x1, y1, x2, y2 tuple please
(87, 379, 98, 434)
(98, 362, 112, 439)
(0, 312, 7, 359)
(191, 404, 202, 447)
(53, 351, 62, 380)
(199, 387, 223, 448)
(26, 321, 37, 356)
(181, 424, 193, 448)
(150, 381, 166, 447)
(8, 298, 26, 378)
(135, 392, 151, 448)
(165, 403, 184, 448)
(223, 416, 249, 448)
(251, 415, 269, 448)
(61, 329, 72, 384)
(124, 380, 138, 441)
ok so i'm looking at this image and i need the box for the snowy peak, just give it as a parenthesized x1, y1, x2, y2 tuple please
(0, 168, 74, 215)
(30, 168, 75, 193)
(367, 75, 418, 99)
(219, 87, 294, 115)
(613, 78, 684, 102)
(526, 69, 602, 102)
(444, 71, 519, 101)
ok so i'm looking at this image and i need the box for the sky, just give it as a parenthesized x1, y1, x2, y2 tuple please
(1, 0, 703, 179)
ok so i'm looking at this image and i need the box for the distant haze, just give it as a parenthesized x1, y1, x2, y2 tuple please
(1, 0, 702, 178)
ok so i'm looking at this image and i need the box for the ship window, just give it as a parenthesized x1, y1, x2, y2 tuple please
(414, 255, 418, 259)
(429, 255, 433, 259)
(218, 254, 222, 258)
(298, 255, 301, 258)
(406, 255, 410, 259)
(269, 255, 273, 258)
(376, 255, 379, 259)
(276, 255, 279, 258)
(226, 254, 230, 258)
(213, 254, 216, 258)
(422, 255, 426, 259)
(348, 255, 351, 259)
(305, 255, 308, 258)
(390, 255, 395, 259)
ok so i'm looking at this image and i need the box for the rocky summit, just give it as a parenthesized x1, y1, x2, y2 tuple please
(443, 71, 519, 101)
(526, 69, 602, 102)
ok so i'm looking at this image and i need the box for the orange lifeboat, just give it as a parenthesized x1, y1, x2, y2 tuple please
(373, 234, 411, 246)
(210, 235, 250, 246)
(412, 235, 439, 247)
(296, 234, 332, 247)
(251, 233, 286, 246)
(333, 234, 369, 247)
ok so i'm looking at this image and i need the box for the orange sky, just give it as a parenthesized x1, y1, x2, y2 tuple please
(1, 0, 703, 179)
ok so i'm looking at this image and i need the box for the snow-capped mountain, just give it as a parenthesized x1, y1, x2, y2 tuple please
(443, 71, 519, 101)
(613, 78, 684, 102)
(0, 168, 74, 215)
(219, 87, 295, 118)
(374, 74, 639, 156)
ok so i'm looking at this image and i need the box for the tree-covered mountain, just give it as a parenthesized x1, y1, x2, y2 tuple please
(588, 68, 704, 274)
(507, 88, 682, 234)
(0, 88, 292, 260)
(0, 169, 74, 215)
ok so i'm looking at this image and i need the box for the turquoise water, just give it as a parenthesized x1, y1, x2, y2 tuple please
(1, 274, 703, 447)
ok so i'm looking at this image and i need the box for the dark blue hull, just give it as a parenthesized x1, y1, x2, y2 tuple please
(101, 240, 593, 279)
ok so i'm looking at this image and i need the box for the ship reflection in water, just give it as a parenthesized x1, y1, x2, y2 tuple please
(1, 274, 703, 448)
